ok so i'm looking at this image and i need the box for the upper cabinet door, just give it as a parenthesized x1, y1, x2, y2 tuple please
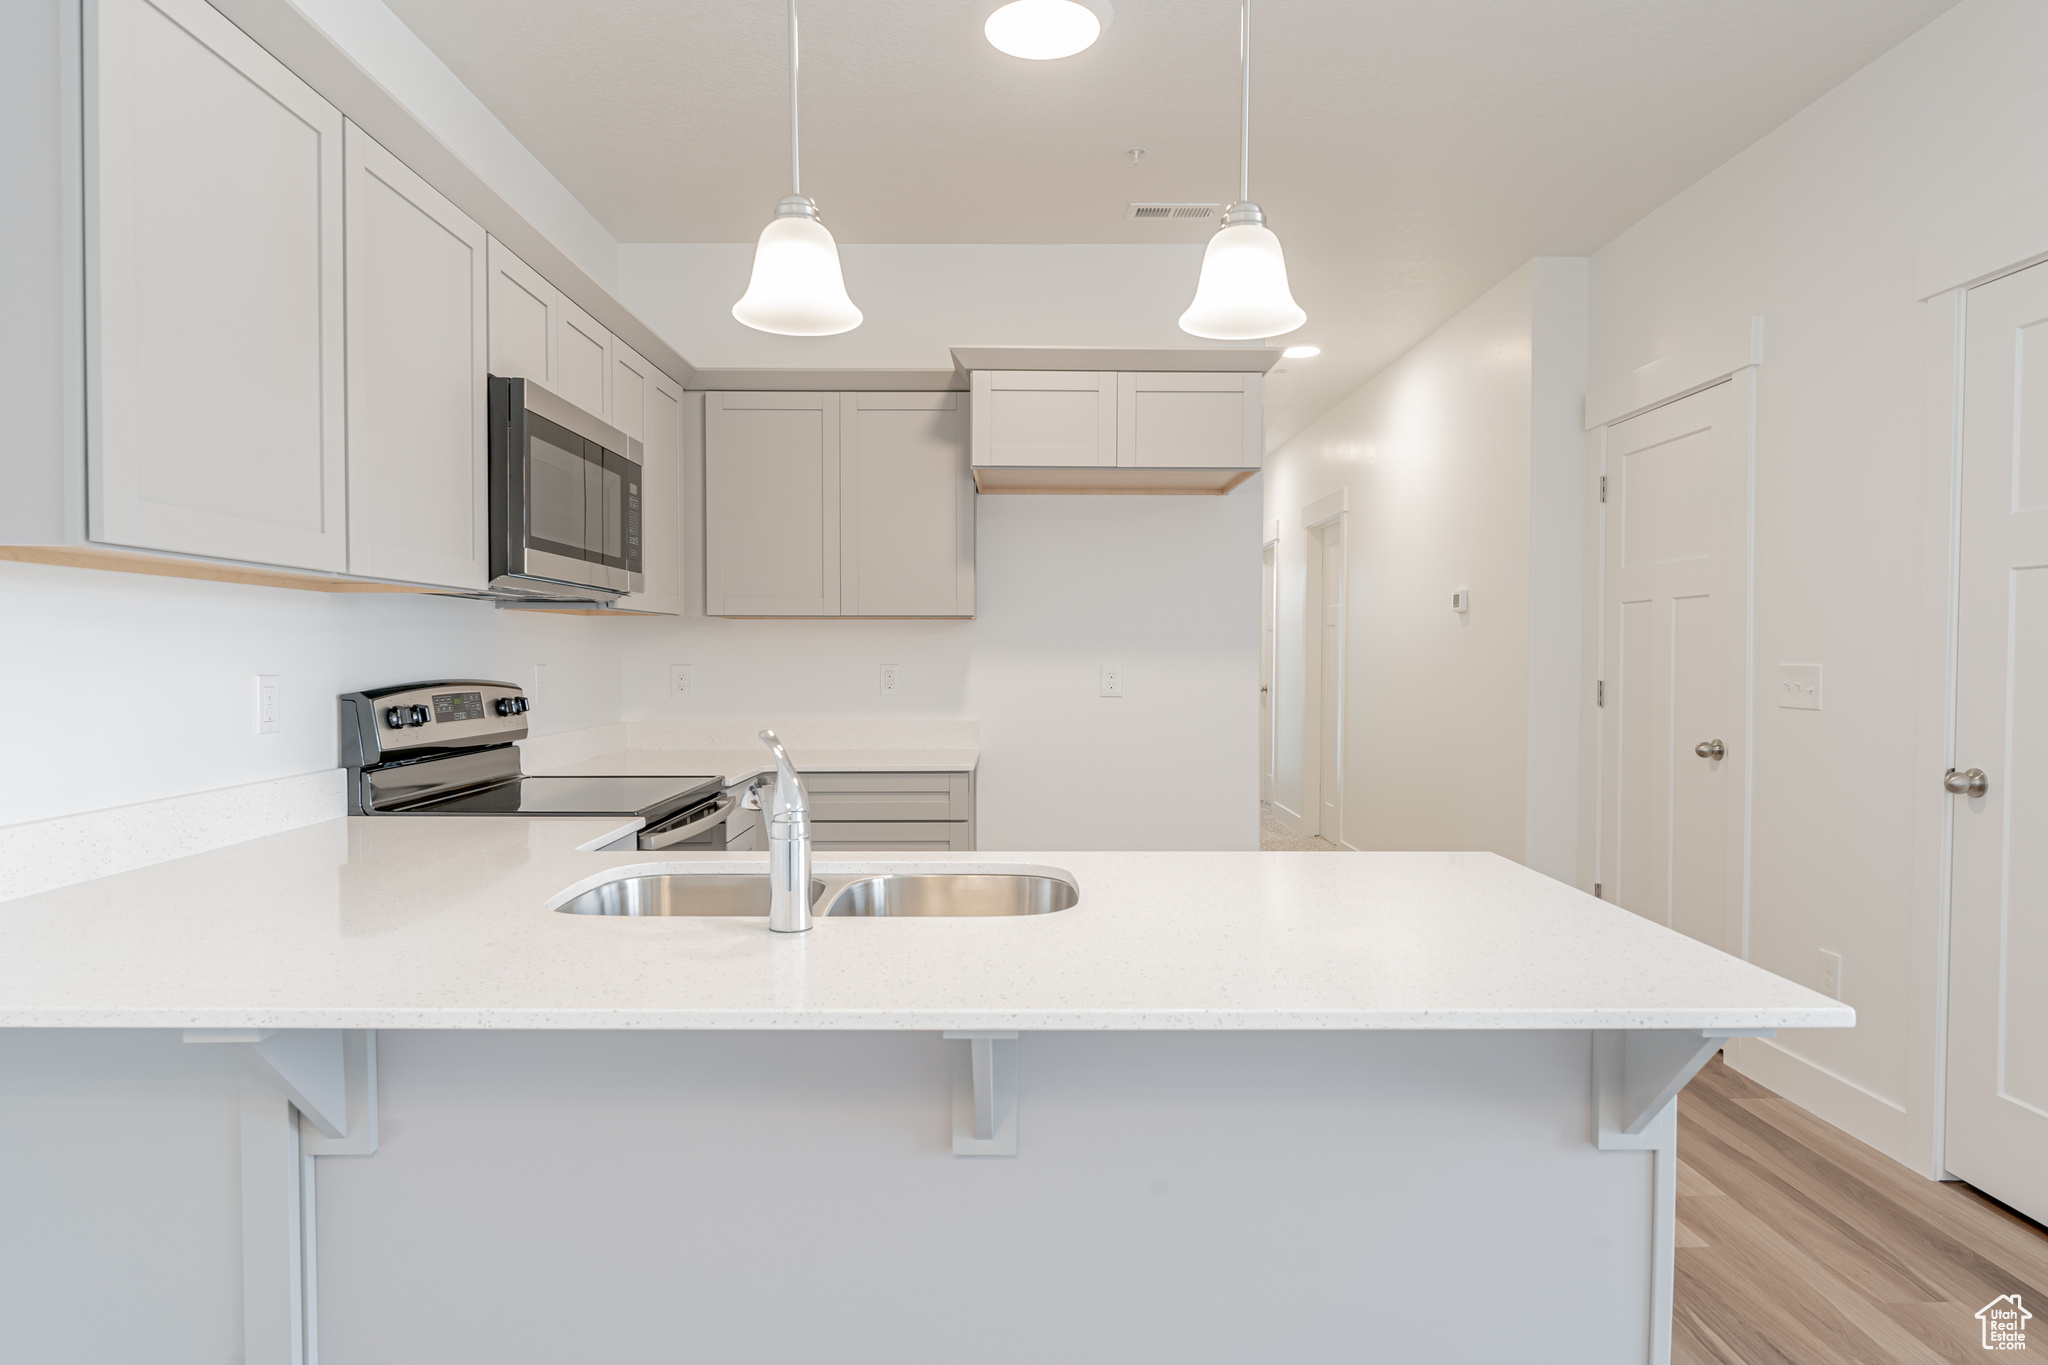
(969, 371, 1117, 468)
(86, 0, 347, 570)
(842, 394, 974, 618)
(342, 123, 488, 590)
(1115, 372, 1263, 469)
(554, 295, 613, 422)
(613, 347, 692, 617)
(486, 236, 556, 386)
(705, 393, 841, 617)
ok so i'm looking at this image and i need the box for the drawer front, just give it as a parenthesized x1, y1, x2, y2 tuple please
(801, 771, 971, 822)
(810, 821, 971, 851)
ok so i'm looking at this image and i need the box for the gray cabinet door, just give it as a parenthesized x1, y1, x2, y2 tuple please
(705, 392, 841, 616)
(343, 123, 488, 589)
(841, 394, 974, 617)
(88, 0, 347, 570)
(1115, 372, 1263, 469)
(969, 370, 1116, 468)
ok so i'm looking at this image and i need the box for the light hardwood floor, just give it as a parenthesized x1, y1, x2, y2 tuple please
(1675, 1055, 2048, 1364)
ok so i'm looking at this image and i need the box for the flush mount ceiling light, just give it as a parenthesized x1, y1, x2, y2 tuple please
(984, 0, 1111, 60)
(732, 0, 861, 336)
(1282, 345, 1320, 358)
(1179, 0, 1305, 341)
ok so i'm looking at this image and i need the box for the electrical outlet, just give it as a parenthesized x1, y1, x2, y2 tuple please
(670, 665, 694, 700)
(1778, 663, 1822, 710)
(880, 664, 902, 697)
(1100, 662, 1124, 698)
(1819, 949, 1843, 999)
(531, 664, 549, 709)
(254, 674, 281, 735)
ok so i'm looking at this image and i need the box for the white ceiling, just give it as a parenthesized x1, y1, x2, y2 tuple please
(384, 0, 1956, 443)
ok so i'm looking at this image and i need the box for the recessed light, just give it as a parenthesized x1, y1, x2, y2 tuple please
(1282, 345, 1320, 359)
(985, 0, 1108, 60)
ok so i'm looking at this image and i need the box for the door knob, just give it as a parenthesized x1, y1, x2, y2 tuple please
(1694, 739, 1725, 761)
(1944, 767, 1988, 798)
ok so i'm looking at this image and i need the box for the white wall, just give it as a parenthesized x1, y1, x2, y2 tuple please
(1261, 260, 1586, 868)
(0, 562, 621, 827)
(1583, 0, 2048, 1170)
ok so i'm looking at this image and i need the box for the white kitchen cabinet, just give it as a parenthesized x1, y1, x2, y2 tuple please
(969, 370, 1116, 468)
(1116, 372, 1263, 468)
(555, 294, 614, 422)
(705, 393, 842, 616)
(841, 394, 974, 617)
(486, 237, 557, 388)
(613, 344, 693, 616)
(342, 123, 488, 590)
(86, 0, 347, 570)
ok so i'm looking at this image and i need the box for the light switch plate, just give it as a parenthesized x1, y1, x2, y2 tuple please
(255, 674, 280, 735)
(1100, 662, 1124, 698)
(1777, 663, 1822, 710)
(532, 664, 549, 709)
(880, 664, 901, 697)
(669, 665, 693, 700)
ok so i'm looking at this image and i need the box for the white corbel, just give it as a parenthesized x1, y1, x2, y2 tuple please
(943, 1031, 1018, 1156)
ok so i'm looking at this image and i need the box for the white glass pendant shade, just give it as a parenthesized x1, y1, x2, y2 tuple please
(985, 0, 1101, 59)
(732, 201, 862, 337)
(1178, 216, 1305, 340)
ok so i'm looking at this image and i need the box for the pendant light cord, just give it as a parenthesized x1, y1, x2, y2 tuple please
(789, 0, 801, 197)
(1239, 0, 1250, 204)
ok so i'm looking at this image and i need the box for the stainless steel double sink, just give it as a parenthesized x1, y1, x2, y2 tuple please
(555, 871, 1078, 919)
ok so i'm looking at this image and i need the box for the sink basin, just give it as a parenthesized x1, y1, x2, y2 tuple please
(556, 874, 825, 917)
(824, 873, 1078, 918)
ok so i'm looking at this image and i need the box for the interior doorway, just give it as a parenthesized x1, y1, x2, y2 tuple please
(1944, 257, 2048, 1225)
(1261, 542, 1276, 804)
(1300, 512, 1346, 844)
(1597, 378, 1745, 953)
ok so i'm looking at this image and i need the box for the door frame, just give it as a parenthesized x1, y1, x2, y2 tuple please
(1584, 319, 1760, 955)
(1908, 193, 2048, 1182)
(1261, 520, 1279, 805)
(1300, 490, 1348, 845)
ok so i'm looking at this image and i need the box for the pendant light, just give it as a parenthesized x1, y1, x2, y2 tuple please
(1179, 0, 1305, 340)
(984, 0, 1107, 60)
(732, 0, 862, 336)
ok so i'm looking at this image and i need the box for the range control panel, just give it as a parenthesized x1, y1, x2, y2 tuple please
(338, 680, 529, 768)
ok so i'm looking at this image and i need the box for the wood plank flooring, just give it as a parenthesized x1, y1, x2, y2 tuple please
(1674, 1055, 2048, 1364)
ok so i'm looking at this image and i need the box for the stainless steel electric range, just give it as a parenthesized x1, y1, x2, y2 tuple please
(338, 680, 738, 850)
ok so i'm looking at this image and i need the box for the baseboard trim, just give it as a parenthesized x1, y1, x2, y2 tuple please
(1267, 800, 1307, 836)
(1724, 1036, 1911, 1169)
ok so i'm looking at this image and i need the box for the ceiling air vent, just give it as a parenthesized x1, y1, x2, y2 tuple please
(1126, 203, 1222, 222)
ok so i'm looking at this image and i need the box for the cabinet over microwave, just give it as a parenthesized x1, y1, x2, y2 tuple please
(488, 376, 642, 601)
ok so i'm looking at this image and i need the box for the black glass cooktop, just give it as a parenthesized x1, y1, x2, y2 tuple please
(415, 774, 721, 820)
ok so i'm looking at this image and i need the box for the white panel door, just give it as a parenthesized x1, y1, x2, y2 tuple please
(486, 236, 555, 386)
(618, 364, 688, 617)
(343, 123, 487, 589)
(1116, 372, 1262, 469)
(1317, 520, 1345, 842)
(705, 393, 840, 616)
(1262, 543, 1276, 804)
(87, 0, 346, 570)
(1947, 260, 2048, 1223)
(841, 393, 974, 617)
(554, 295, 612, 421)
(1599, 381, 1741, 950)
(969, 371, 1116, 467)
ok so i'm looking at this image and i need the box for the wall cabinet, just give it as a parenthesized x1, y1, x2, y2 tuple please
(485, 237, 556, 391)
(612, 343, 693, 616)
(343, 123, 489, 590)
(705, 392, 842, 616)
(554, 294, 613, 423)
(706, 392, 974, 618)
(969, 368, 1263, 494)
(87, 0, 348, 571)
(842, 394, 975, 617)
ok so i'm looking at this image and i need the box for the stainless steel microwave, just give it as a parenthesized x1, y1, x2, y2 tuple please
(488, 376, 642, 601)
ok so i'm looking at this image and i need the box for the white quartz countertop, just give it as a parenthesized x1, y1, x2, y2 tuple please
(526, 747, 978, 783)
(0, 816, 1854, 1032)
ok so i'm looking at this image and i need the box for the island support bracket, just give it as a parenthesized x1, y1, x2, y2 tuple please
(1596, 1028, 1774, 1365)
(183, 1029, 379, 1365)
(943, 1031, 1018, 1156)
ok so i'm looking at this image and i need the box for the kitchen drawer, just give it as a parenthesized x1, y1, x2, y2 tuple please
(811, 821, 972, 852)
(800, 771, 972, 822)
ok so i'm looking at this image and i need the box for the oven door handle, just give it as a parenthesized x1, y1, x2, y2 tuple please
(637, 792, 736, 850)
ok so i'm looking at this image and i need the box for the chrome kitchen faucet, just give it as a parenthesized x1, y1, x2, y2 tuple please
(747, 730, 813, 932)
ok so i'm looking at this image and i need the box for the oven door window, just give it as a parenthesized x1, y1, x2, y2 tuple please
(525, 413, 597, 562)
